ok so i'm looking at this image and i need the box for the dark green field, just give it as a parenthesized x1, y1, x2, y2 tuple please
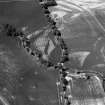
(0, 0, 59, 105)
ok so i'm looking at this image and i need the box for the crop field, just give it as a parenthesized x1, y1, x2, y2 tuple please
(0, 0, 105, 105)
(61, 9, 105, 74)
(0, 0, 59, 105)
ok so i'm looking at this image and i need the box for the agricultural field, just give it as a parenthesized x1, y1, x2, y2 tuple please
(0, 0, 59, 105)
(0, 0, 105, 105)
